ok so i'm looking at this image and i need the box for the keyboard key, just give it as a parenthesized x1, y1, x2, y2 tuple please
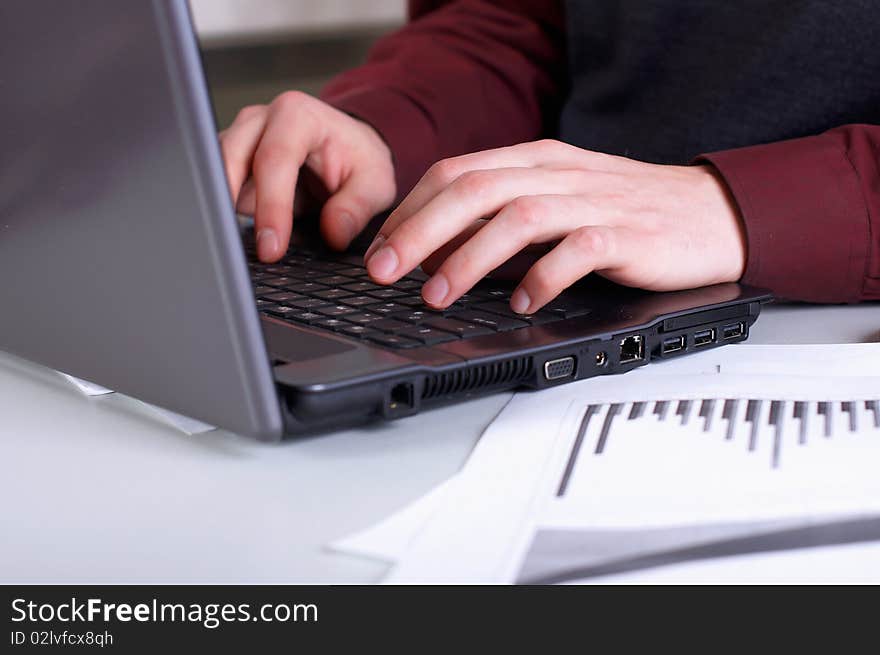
(393, 279, 423, 291)
(315, 261, 350, 271)
(256, 299, 277, 311)
(262, 276, 297, 288)
(368, 334, 421, 349)
(393, 296, 429, 308)
(296, 269, 328, 278)
(342, 295, 379, 307)
(262, 291, 304, 303)
(345, 312, 383, 325)
(285, 310, 324, 324)
(263, 265, 298, 276)
(314, 318, 350, 331)
(371, 318, 411, 332)
(317, 304, 359, 317)
(341, 281, 383, 293)
(422, 316, 494, 338)
(336, 267, 370, 277)
(448, 310, 529, 331)
(253, 285, 276, 296)
(313, 288, 355, 301)
(265, 305, 299, 318)
(367, 302, 410, 315)
(262, 305, 301, 318)
(316, 275, 354, 286)
(339, 325, 382, 340)
(366, 288, 409, 300)
(393, 310, 432, 324)
(395, 326, 459, 345)
(474, 301, 560, 325)
(288, 297, 332, 310)
(543, 300, 591, 318)
(284, 281, 329, 294)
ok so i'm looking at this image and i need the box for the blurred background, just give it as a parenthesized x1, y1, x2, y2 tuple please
(190, 0, 406, 129)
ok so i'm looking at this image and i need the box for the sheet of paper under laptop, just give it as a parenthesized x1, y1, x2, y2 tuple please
(331, 343, 880, 583)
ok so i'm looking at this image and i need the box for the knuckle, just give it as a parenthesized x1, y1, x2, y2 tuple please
(454, 170, 494, 197)
(235, 104, 264, 122)
(507, 196, 545, 230)
(426, 158, 463, 186)
(535, 138, 566, 155)
(274, 89, 310, 109)
(571, 226, 609, 255)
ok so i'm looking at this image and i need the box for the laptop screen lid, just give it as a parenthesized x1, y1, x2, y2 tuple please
(0, 0, 283, 439)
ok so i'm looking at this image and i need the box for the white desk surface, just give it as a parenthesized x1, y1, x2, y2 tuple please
(1, 302, 878, 583)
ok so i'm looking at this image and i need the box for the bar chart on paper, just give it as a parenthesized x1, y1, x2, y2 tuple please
(517, 396, 880, 583)
(378, 345, 880, 584)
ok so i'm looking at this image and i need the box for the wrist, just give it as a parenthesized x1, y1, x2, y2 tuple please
(698, 164, 747, 283)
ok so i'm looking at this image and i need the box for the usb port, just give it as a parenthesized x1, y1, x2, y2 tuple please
(661, 335, 685, 355)
(722, 322, 745, 340)
(619, 335, 645, 364)
(693, 328, 715, 347)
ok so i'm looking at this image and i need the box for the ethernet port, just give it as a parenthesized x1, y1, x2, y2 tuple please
(619, 335, 645, 364)
(389, 382, 415, 412)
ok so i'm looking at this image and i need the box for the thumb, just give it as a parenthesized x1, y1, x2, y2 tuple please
(319, 168, 395, 251)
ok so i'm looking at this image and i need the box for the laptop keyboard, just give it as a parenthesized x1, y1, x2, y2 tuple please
(247, 246, 590, 349)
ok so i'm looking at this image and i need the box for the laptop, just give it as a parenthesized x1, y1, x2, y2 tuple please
(0, 0, 772, 440)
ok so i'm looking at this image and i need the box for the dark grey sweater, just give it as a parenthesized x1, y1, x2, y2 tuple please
(560, 0, 880, 163)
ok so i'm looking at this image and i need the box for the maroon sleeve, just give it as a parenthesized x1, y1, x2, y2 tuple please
(320, 0, 567, 200)
(700, 125, 880, 303)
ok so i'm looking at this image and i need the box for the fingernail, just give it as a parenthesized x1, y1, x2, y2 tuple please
(257, 228, 279, 261)
(367, 245, 399, 280)
(364, 234, 385, 262)
(510, 288, 531, 314)
(422, 274, 450, 307)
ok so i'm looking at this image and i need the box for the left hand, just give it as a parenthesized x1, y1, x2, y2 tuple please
(363, 139, 747, 314)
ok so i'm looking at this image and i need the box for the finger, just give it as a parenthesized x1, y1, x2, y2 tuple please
(420, 221, 487, 275)
(218, 105, 268, 206)
(420, 195, 583, 308)
(366, 168, 587, 283)
(251, 96, 323, 261)
(320, 167, 396, 251)
(372, 140, 632, 249)
(487, 243, 555, 281)
(512, 225, 624, 314)
(236, 178, 256, 215)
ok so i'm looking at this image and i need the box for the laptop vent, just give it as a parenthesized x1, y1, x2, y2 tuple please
(421, 357, 534, 400)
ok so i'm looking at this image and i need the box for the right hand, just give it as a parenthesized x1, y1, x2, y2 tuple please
(219, 91, 397, 261)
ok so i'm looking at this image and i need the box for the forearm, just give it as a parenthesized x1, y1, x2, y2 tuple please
(320, 0, 567, 199)
(700, 124, 880, 303)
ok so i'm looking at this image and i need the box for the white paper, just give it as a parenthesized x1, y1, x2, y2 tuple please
(328, 476, 459, 563)
(59, 372, 215, 435)
(60, 373, 115, 396)
(376, 344, 880, 583)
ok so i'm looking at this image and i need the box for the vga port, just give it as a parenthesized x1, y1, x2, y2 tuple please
(543, 356, 576, 380)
